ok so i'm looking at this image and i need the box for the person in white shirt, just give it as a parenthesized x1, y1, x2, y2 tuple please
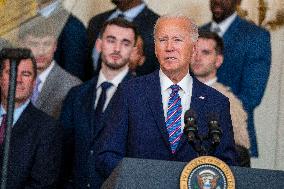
(59, 18, 138, 188)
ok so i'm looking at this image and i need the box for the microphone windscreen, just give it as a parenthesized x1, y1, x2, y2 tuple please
(184, 109, 197, 124)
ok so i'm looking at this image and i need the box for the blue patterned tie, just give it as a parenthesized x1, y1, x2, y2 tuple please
(166, 84, 182, 154)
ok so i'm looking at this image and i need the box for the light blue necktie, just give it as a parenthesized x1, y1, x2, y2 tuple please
(31, 77, 41, 104)
(166, 84, 182, 154)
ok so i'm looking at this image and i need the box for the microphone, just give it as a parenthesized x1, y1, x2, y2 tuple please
(184, 109, 198, 143)
(0, 48, 32, 60)
(208, 113, 222, 146)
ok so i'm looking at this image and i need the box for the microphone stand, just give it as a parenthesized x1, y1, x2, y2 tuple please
(1, 59, 18, 189)
(0, 48, 32, 189)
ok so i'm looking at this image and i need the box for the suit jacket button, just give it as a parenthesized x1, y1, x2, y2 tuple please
(90, 150, 94, 155)
(87, 183, 90, 188)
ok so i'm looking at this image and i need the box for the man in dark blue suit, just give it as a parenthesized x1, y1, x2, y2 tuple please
(96, 15, 238, 179)
(0, 55, 62, 188)
(38, 0, 88, 80)
(200, 0, 271, 157)
(87, 0, 159, 77)
(59, 18, 137, 188)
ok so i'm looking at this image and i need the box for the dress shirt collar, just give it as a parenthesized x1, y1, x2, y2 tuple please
(109, 2, 146, 21)
(204, 77, 217, 87)
(0, 100, 30, 126)
(159, 69, 192, 95)
(97, 67, 129, 89)
(38, 0, 60, 18)
(211, 12, 237, 37)
(37, 61, 55, 91)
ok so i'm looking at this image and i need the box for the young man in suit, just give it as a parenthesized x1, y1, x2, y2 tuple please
(200, 0, 271, 157)
(191, 31, 250, 167)
(37, 0, 88, 80)
(19, 18, 82, 119)
(96, 15, 238, 179)
(87, 0, 159, 76)
(0, 54, 62, 188)
(60, 18, 137, 188)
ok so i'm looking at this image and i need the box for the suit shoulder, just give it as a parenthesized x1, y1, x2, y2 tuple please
(66, 14, 86, 28)
(88, 9, 115, 25)
(195, 79, 229, 103)
(239, 18, 269, 33)
(29, 104, 58, 126)
(52, 65, 82, 86)
(68, 77, 96, 95)
(143, 6, 159, 18)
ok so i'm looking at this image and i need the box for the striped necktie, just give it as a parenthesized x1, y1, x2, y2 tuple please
(166, 84, 182, 154)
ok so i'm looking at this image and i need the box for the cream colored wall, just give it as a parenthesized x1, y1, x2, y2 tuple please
(64, 0, 284, 170)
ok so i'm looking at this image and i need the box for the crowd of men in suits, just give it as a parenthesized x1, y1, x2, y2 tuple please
(0, 0, 271, 188)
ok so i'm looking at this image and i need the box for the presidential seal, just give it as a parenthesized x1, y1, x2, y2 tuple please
(180, 156, 235, 189)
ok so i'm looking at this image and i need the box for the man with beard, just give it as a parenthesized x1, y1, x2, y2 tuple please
(200, 0, 271, 157)
(87, 0, 159, 77)
(59, 18, 137, 189)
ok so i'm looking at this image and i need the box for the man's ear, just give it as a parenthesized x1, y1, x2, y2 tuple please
(215, 54, 223, 69)
(95, 38, 102, 53)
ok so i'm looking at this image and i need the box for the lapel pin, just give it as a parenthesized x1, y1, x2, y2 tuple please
(199, 96, 205, 100)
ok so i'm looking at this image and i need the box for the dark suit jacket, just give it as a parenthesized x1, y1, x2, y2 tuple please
(96, 70, 238, 178)
(47, 6, 88, 81)
(87, 6, 160, 76)
(0, 103, 62, 189)
(59, 72, 133, 189)
(34, 63, 81, 119)
(200, 16, 271, 156)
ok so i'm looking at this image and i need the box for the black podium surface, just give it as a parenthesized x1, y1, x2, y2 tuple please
(102, 158, 284, 189)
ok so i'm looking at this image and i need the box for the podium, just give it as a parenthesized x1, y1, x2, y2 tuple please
(102, 158, 284, 189)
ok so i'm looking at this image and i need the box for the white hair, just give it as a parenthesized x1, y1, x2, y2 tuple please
(154, 13, 199, 42)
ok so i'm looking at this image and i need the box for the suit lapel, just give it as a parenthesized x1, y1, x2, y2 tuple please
(222, 16, 242, 44)
(145, 71, 171, 150)
(36, 64, 59, 108)
(11, 103, 35, 136)
(83, 78, 98, 140)
(176, 77, 207, 152)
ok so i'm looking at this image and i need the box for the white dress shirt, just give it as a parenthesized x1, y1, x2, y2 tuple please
(0, 100, 30, 126)
(95, 67, 129, 111)
(211, 12, 237, 37)
(37, 61, 55, 92)
(38, 0, 60, 18)
(159, 69, 193, 130)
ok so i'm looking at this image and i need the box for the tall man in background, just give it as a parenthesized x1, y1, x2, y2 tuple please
(60, 18, 136, 188)
(87, 0, 159, 76)
(200, 0, 271, 157)
(96, 15, 238, 179)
